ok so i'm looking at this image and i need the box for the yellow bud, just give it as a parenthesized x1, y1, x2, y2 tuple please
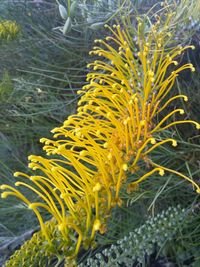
(93, 219, 101, 231)
(107, 153, 112, 160)
(96, 130, 101, 136)
(58, 224, 65, 231)
(28, 163, 35, 169)
(107, 112, 111, 118)
(150, 138, 156, 144)
(196, 124, 200, 129)
(122, 164, 128, 171)
(13, 172, 20, 177)
(1, 192, 9, 199)
(28, 155, 34, 161)
(80, 150, 87, 156)
(103, 142, 108, 149)
(123, 117, 130, 125)
(96, 107, 100, 111)
(172, 140, 177, 147)
(0, 184, 7, 190)
(93, 183, 102, 192)
(159, 169, 164, 176)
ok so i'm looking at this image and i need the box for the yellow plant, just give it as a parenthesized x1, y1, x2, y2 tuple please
(0, 20, 20, 42)
(1, 14, 200, 266)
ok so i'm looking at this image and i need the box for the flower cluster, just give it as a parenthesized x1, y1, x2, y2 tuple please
(0, 20, 20, 42)
(1, 15, 200, 265)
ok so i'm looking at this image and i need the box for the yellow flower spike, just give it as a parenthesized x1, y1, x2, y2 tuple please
(2, 15, 200, 266)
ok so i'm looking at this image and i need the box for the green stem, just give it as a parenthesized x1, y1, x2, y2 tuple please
(67, 0, 71, 17)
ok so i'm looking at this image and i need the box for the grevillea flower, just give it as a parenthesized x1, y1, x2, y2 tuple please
(1, 15, 200, 266)
(0, 20, 20, 42)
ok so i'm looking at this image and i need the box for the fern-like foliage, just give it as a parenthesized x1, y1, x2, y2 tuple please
(79, 206, 186, 267)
